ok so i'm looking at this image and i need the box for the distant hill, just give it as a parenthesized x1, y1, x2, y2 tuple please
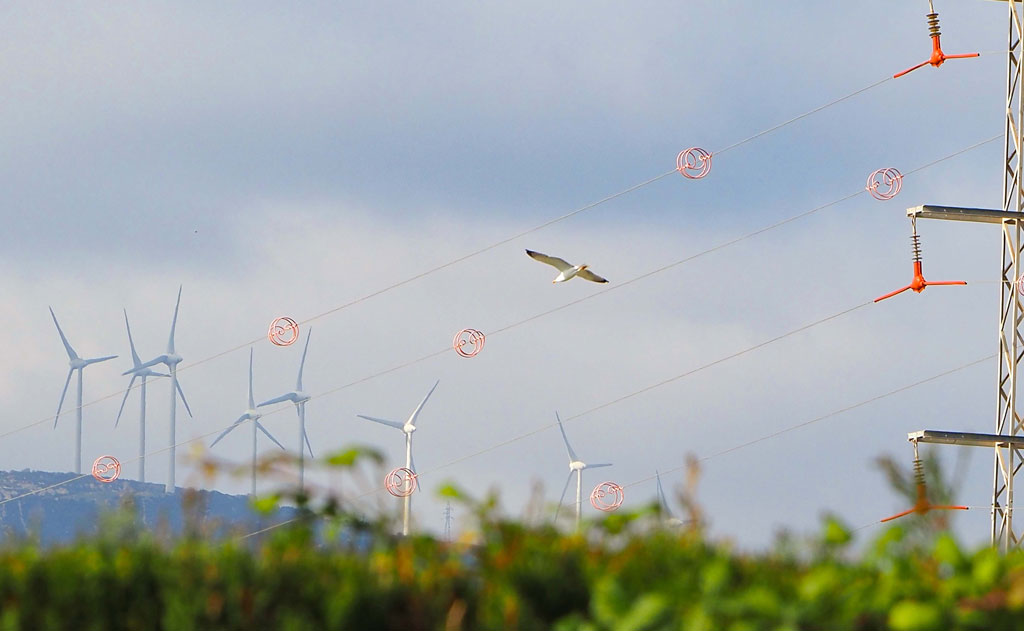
(0, 470, 292, 545)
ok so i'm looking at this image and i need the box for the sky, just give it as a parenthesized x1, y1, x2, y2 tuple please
(0, 1, 1017, 548)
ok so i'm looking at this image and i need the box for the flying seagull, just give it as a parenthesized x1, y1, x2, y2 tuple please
(525, 249, 609, 284)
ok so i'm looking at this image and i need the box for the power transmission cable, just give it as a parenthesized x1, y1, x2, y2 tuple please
(410, 300, 876, 480)
(619, 354, 994, 493)
(29, 73, 906, 431)
(0, 297, 884, 508)
(236, 352, 997, 541)
(8, 133, 1001, 451)
(5, 136, 1003, 509)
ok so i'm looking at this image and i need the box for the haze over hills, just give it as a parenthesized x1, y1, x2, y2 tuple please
(0, 470, 292, 545)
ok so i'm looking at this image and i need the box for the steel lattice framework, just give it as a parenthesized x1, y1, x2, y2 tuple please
(993, 0, 1024, 550)
(901, 1, 1024, 551)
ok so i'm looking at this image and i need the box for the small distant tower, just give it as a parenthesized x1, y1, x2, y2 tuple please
(443, 502, 453, 542)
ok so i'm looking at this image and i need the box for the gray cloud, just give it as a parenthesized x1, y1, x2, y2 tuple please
(0, 1, 1013, 546)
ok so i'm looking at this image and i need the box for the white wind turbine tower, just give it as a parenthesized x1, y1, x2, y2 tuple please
(554, 412, 611, 530)
(114, 310, 168, 483)
(50, 307, 117, 474)
(138, 286, 193, 493)
(356, 380, 439, 536)
(210, 348, 285, 495)
(258, 329, 314, 490)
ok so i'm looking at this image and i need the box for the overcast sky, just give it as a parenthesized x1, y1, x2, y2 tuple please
(0, 1, 1015, 547)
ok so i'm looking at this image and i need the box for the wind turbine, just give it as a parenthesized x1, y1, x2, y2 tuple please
(211, 349, 285, 495)
(554, 412, 611, 530)
(138, 286, 193, 493)
(655, 471, 684, 527)
(258, 329, 314, 490)
(114, 310, 168, 483)
(356, 380, 439, 536)
(50, 307, 117, 474)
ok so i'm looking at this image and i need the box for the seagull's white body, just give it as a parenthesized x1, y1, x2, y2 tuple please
(525, 249, 609, 284)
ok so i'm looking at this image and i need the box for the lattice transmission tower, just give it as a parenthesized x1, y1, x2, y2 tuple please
(904, 0, 1024, 551)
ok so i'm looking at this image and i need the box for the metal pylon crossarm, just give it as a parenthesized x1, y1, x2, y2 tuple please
(901, 197, 1024, 549)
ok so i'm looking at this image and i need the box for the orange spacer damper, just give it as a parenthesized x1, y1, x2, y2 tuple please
(881, 458, 967, 523)
(874, 230, 965, 303)
(893, 9, 978, 79)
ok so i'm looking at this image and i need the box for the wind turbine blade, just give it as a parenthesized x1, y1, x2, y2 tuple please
(296, 328, 311, 391)
(247, 348, 256, 410)
(658, 478, 676, 520)
(586, 463, 613, 469)
(175, 377, 193, 418)
(302, 426, 314, 458)
(115, 375, 139, 427)
(656, 471, 669, 511)
(554, 471, 574, 521)
(555, 412, 578, 463)
(407, 380, 439, 428)
(210, 416, 247, 447)
(136, 357, 163, 371)
(49, 307, 79, 361)
(258, 393, 294, 407)
(255, 421, 286, 450)
(356, 415, 404, 430)
(125, 310, 142, 366)
(83, 354, 118, 366)
(410, 449, 420, 490)
(167, 285, 182, 354)
(54, 369, 74, 428)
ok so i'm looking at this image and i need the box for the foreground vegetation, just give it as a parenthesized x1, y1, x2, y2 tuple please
(0, 506, 1022, 630)
(0, 450, 1017, 630)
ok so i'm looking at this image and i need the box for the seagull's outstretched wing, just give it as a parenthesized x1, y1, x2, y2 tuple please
(526, 250, 573, 272)
(577, 269, 609, 284)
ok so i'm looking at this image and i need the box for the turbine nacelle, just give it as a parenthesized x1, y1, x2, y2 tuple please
(68, 355, 117, 370)
(570, 460, 611, 472)
(356, 380, 439, 439)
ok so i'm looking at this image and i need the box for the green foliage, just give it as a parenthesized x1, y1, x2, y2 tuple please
(1, 510, 1024, 630)
(324, 446, 384, 468)
(0, 450, 1018, 629)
